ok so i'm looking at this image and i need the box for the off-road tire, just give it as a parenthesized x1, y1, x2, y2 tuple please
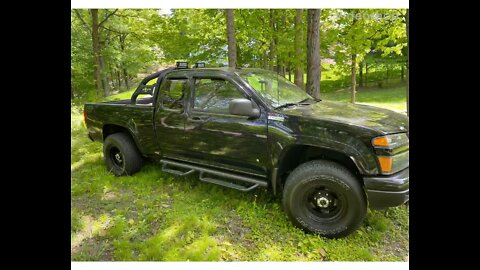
(103, 133, 143, 176)
(282, 160, 367, 238)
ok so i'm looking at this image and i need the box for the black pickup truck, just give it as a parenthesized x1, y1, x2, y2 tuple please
(84, 64, 409, 238)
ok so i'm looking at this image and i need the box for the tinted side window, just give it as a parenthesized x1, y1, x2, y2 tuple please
(193, 78, 244, 114)
(160, 78, 187, 110)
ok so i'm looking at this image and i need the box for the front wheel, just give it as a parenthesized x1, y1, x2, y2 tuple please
(103, 133, 143, 176)
(282, 160, 366, 238)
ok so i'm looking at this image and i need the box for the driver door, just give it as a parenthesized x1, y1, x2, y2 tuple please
(153, 73, 190, 159)
(183, 76, 268, 177)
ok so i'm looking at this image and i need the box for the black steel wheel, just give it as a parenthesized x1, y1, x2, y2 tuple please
(103, 133, 142, 176)
(282, 160, 367, 238)
(110, 146, 124, 167)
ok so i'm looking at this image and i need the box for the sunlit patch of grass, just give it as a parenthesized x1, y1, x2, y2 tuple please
(71, 210, 83, 233)
(103, 89, 136, 101)
(71, 214, 112, 253)
(135, 215, 220, 261)
(322, 85, 407, 112)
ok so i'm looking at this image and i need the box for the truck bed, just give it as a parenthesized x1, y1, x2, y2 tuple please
(99, 96, 154, 105)
(84, 98, 156, 156)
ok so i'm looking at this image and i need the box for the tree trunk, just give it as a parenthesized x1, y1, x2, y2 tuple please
(359, 61, 364, 87)
(287, 52, 292, 81)
(277, 12, 286, 75)
(90, 9, 103, 97)
(226, 9, 237, 68)
(365, 61, 368, 87)
(406, 9, 409, 116)
(401, 63, 405, 82)
(263, 52, 268, 69)
(350, 11, 358, 103)
(351, 54, 357, 104)
(306, 9, 321, 99)
(100, 55, 110, 97)
(116, 69, 122, 90)
(386, 66, 389, 86)
(99, 55, 109, 97)
(110, 70, 116, 90)
(294, 9, 304, 89)
(119, 34, 127, 90)
(236, 43, 242, 67)
(123, 68, 129, 90)
(269, 9, 276, 71)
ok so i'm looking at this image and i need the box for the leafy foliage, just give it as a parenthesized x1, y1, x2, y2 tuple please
(71, 8, 407, 102)
(71, 9, 161, 100)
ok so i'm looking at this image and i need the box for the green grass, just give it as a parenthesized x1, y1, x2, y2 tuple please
(71, 84, 408, 261)
(322, 85, 407, 112)
(286, 64, 405, 94)
(103, 89, 136, 101)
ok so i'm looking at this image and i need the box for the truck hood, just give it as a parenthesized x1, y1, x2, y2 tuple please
(280, 100, 409, 134)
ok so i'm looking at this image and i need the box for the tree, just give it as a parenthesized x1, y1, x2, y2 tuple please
(150, 9, 226, 65)
(276, 10, 288, 76)
(90, 9, 103, 96)
(226, 9, 237, 67)
(406, 9, 409, 116)
(73, 9, 118, 97)
(233, 9, 271, 68)
(294, 9, 304, 89)
(329, 9, 406, 103)
(350, 10, 359, 103)
(72, 9, 161, 100)
(269, 9, 277, 71)
(71, 8, 408, 107)
(306, 9, 321, 99)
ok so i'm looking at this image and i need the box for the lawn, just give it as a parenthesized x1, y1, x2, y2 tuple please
(321, 85, 407, 112)
(71, 84, 409, 261)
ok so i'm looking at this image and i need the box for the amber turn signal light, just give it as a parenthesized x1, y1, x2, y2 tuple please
(372, 136, 389, 147)
(377, 156, 392, 173)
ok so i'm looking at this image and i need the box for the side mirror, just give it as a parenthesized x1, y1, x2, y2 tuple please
(229, 98, 260, 118)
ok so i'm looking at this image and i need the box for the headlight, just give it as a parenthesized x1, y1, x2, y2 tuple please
(372, 133, 409, 174)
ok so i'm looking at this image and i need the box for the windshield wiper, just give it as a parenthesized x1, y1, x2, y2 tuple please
(274, 98, 320, 110)
(301, 97, 322, 103)
(275, 102, 300, 110)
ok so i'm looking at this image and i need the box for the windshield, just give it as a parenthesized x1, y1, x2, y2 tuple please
(239, 70, 312, 108)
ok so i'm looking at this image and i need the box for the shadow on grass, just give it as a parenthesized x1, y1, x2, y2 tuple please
(72, 159, 409, 261)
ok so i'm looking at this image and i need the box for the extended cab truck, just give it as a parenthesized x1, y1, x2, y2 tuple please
(84, 65, 409, 238)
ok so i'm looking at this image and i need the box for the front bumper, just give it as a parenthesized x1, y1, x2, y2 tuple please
(364, 168, 409, 209)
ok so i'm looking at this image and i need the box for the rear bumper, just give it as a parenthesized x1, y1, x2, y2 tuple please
(364, 168, 409, 209)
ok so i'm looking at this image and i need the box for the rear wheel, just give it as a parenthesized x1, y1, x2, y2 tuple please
(103, 133, 142, 176)
(282, 160, 366, 238)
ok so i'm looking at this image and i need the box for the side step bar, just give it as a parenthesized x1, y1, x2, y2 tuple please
(160, 159, 267, 192)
